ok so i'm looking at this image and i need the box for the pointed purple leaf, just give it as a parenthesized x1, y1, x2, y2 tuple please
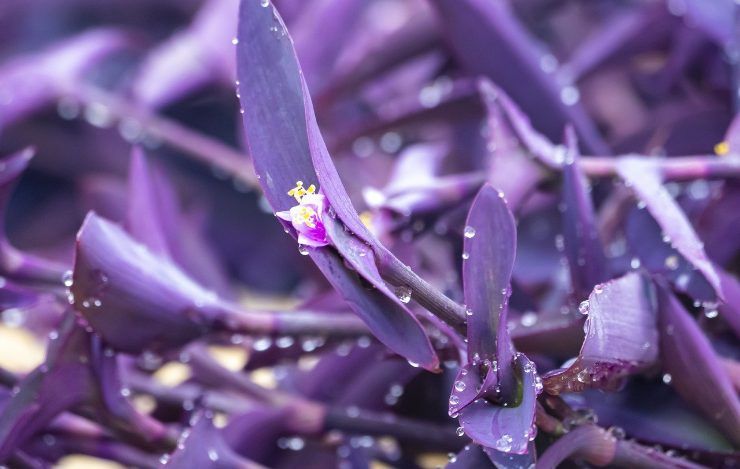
(560, 128, 608, 299)
(235, 0, 436, 368)
(72, 212, 217, 352)
(616, 158, 722, 299)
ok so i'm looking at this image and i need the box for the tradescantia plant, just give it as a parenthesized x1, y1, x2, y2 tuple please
(0, 0, 737, 467)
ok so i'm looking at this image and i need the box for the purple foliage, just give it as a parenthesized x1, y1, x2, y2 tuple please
(0, 0, 737, 467)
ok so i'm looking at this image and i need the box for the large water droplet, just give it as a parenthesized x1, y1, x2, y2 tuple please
(298, 245, 310, 256)
(449, 395, 460, 406)
(260, 0, 270, 6)
(495, 434, 513, 452)
(461, 251, 470, 260)
(578, 300, 590, 315)
(463, 226, 476, 238)
(395, 286, 412, 304)
(454, 380, 466, 392)
(662, 373, 672, 385)
(208, 449, 219, 461)
(456, 427, 465, 437)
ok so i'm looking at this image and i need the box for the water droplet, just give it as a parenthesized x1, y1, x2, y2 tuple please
(454, 381, 466, 392)
(560, 86, 580, 105)
(449, 395, 460, 406)
(495, 434, 513, 452)
(521, 311, 537, 327)
(704, 308, 719, 319)
(465, 306, 473, 316)
(630, 257, 641, 269)
(534, 375, 543, 393)
(578, 300, 590, 315)
(576, 369, 589, 383)
(593, 284, 604, 294)
(208, 449, 219, 461)
(379, 132, 403, 153)
(407, 360, 419, 368)
(608, 426, 626, 439)
(276, 336, 294, 348)
(231, 37, 239, 45)
(298, 245, 310, 256)
(57, 97, 80, 120)
(461, 251, 470, 260)
(456, 427, 465, 437)
(395, 286, 412, 303)
(540, 54, 559, 73)
(664, 255, 679, 270)
(351, 136, 374, 158)
(84, 102, 114, 128)
(252, 337, 272, 351)
(662, 373, 672, 385)
(260, 0, 270, 6)
(159, 454, 170, 464)
(463, 226, 476, 238)
(62, 270, 74, 287)
(120, 387, 131, 397)
(48, 331, 59, 340)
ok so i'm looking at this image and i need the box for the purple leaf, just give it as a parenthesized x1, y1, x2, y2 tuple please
(458, 354, 539, 455)
(72, 212, 217, 352)
(479, 79, 546, 211)
(616, 158, 722, 299)
(126, 148, 232, 296)
(625, 207, 715, 301)
(462, 184, 516, 386)
(543, 272, 658, 394)
(235, 0, 436, 368)
(560, 128, 608, 299)
(656, 284, 740, 446)
(163, 412, 257, 469)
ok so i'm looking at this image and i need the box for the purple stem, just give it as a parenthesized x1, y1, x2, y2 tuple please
(215, 304, 370, 338)
(579, 156, 740, 181)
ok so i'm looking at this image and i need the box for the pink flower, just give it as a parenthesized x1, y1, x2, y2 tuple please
(276, 182, 329, 248)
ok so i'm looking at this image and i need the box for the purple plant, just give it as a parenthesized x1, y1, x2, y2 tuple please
(0, 0, 737, 467)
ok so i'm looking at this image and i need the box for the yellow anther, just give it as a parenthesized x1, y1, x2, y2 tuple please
(294, 206, 317, 228)
(288, 181, 306, 201)
(288, 181, 318, 202)
(714, 141, 730, 156)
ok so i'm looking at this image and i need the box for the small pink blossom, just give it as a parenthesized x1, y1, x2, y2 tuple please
(276, 183, 329, 248)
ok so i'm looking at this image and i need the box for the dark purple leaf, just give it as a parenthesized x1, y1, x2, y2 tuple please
(163, 412, 258, 469)
(235, 0, 436, 369)
(71, 212, 218, 352)
(560, 127, 608, 299)
(657, 284, 740, 446)
(616, 158, 722, 299)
